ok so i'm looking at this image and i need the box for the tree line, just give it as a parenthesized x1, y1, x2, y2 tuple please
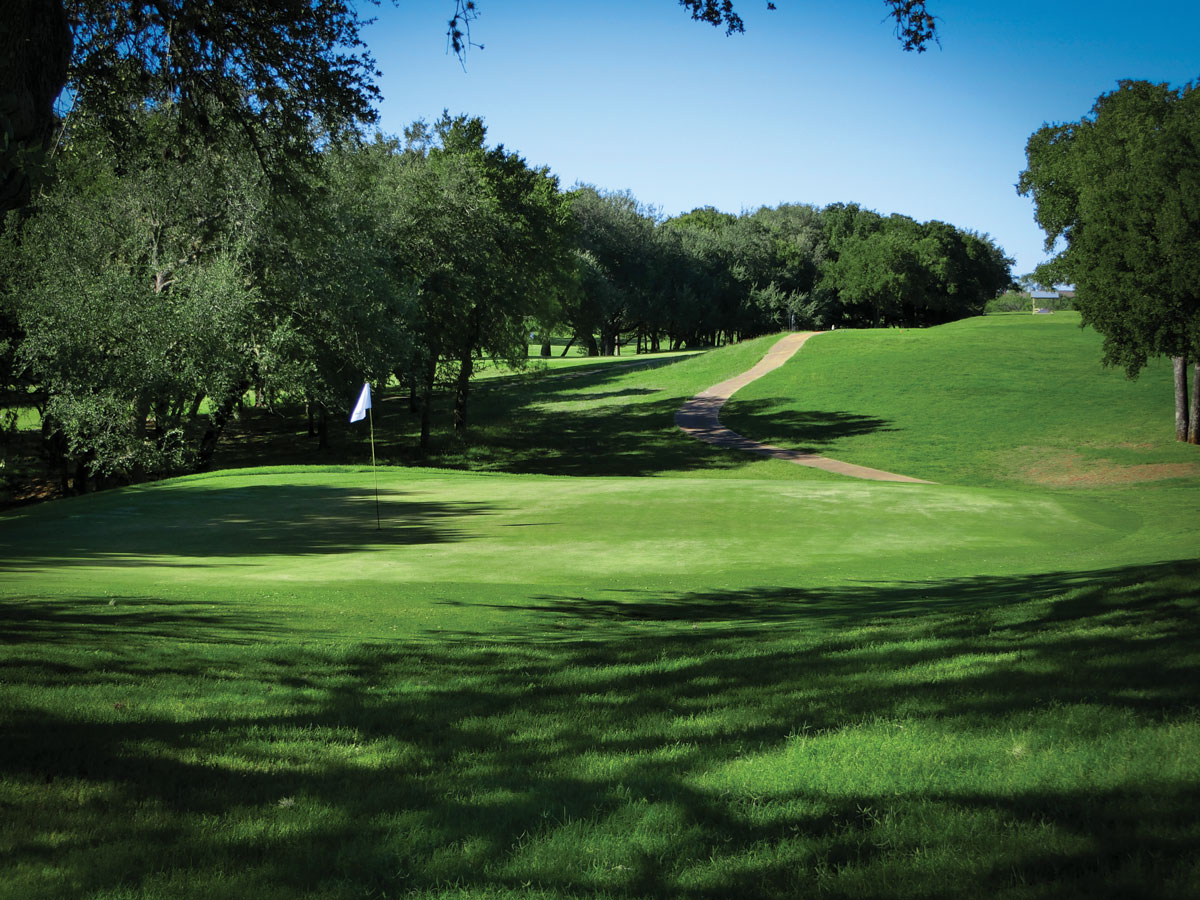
(0, 95, 1012, 495)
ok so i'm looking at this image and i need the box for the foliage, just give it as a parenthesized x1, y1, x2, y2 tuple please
(381, 115, 574, 443)
(252, 138, 415, 421)
(2, 0, 384, 223)
(1019, 79, 1200, 441)
(1019, 80, 1200, 374)
(2, 105, 416, 483)
(986, 291, 1074, 314)
(566, 187, 659, 355)
(451, 2, 941, 56)
(2, 107, 267, 479)
(819, 205, 1012, 327)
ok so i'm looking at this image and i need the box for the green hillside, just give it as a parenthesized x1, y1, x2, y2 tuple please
(1, 316, 1197, 900)
(722, 312, 1200, 488)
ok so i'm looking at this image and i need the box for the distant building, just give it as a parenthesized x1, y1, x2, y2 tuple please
(1030, 290, 1060, 301)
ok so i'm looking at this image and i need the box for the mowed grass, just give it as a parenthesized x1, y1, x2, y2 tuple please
(2, 317, 1200, 899)
(721, 312, 1200, 488)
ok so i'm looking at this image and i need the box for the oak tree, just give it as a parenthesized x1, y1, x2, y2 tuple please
(1019, 80, 1200, 443)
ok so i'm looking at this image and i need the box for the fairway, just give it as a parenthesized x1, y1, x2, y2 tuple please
(2, 315, 1198, 900)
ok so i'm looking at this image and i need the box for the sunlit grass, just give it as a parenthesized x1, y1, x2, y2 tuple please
(722, 313, 1200, 488)
(2, 316, 1198, 898)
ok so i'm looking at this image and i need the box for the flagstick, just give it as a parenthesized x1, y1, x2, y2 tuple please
(368, 406, 380, 530)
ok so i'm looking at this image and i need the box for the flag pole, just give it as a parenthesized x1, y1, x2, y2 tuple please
(368, 405, 380, 530)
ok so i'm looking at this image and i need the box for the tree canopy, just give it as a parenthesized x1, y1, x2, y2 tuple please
(1018, 79, 1200, 442)
(5, 2, 941, 220)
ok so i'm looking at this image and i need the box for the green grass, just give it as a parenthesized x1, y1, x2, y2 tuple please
(2, 316, 1199, 899)
(216, 333, 816, 479)
(722, 313, 1200, 488)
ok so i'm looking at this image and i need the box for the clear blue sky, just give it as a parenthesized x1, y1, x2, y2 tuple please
(362, 1, 1200, 277)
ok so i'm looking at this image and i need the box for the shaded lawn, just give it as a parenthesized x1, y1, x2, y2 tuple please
(213, 335, 831, 480)
(1, 465, 1198, 899)
(1, 559, 1198, 899)
(4, 317, 1199, 898)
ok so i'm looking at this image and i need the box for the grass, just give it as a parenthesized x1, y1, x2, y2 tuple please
(215, 334, 811, 479)
(474, 347, 704, 380)
(722, 313, 1200, 488)
(1, 315, 1199, 898)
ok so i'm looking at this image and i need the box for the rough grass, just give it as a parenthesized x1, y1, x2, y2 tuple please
(2, 316, 1199, 899)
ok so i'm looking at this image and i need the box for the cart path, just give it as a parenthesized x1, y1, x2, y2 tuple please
(675, 332, 934, 483)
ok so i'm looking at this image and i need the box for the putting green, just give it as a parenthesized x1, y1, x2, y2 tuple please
(0, 466, 1149, 611)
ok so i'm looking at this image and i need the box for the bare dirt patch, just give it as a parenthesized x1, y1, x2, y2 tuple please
(1004, 446, 1200, 487)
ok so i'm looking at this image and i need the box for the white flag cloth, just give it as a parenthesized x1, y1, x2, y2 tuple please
(349, 382, 372, 423)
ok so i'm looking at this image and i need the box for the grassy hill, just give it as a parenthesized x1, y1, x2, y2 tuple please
(1, 315, 1197, 900)
(721, 312, 1200, 488)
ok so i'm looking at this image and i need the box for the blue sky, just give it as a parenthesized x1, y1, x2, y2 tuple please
(362, 1, 1200, 277)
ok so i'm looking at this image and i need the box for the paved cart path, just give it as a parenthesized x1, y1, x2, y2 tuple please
(675, 332, 934, 483)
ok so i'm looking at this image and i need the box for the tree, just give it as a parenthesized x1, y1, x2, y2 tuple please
(383, 115, 573, 449)
(1, 0, 383, 222)
(447, 1, 939, 57)
(1018, 80, 1200, 443)
(5, 1, 940, 223)
(818, 205, 1010, 328)
(251, 137, 416, 451)
(567, 187, 659, 356)
(2, 105, 268, 488)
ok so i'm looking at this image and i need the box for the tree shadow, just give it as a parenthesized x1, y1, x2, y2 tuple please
(541, 387, 662, 402)
(0, 484, 499, 569)
(720, 406, 895, 451)
(208, 352, 897, 479)
(455, 563, 1178, 629)
(0, 595, 282, 645)
(429, 398, 896, 477)
(2, 558, 1198, 897)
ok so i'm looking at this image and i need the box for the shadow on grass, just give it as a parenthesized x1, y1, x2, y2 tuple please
(454, 562, 1193, 629)
(426, 398, 896, 477)
(0, 485, 499, 569)
(0, 596, 283, 648)
(207, 346, 898, 478)
(719, 407, 895, 451)
(3, 558, 1197, 898)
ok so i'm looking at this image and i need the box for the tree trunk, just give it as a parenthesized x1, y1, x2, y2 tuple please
(73, 456, 90, 495)
(418, 357, 435, 453)
(453, 354, 474, 435)
(1190, 362, 1200, 445)
(0, 0, 71, 221)
(559, 335, 576, 357)
(583, 332, 599, 356)
(42, 419, 70, 495)
(540, 341, 551, 358)
(195, 382, 247, 471)
(316, 407, 328, 451)
(1173, 356, 1189, 442)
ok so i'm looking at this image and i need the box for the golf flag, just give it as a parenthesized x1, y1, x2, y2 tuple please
(350, 382, 371, 423)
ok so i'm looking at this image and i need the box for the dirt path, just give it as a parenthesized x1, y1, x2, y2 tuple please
(675, 332, 934, 483)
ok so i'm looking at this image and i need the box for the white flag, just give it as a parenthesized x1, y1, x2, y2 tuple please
(349, 382, 371, 423)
